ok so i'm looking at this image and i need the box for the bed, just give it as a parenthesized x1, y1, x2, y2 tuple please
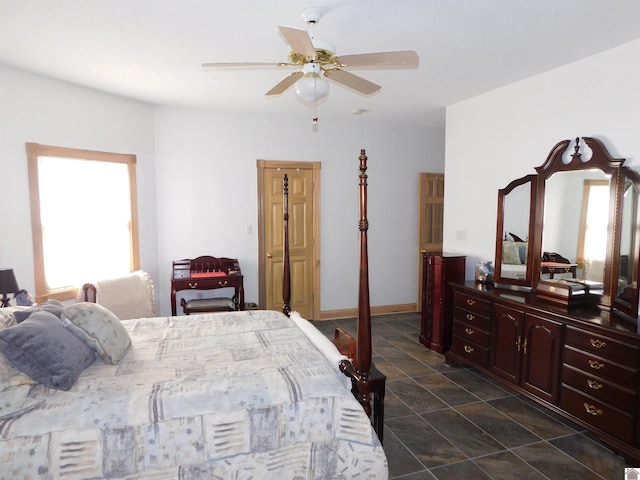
(0, 150, 386, 479)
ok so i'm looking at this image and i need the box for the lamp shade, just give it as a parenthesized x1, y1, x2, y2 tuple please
(0, 269, 19, 295)
(295, 63, 329, 103)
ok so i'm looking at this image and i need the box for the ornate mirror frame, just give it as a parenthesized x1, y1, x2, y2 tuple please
(493, 137, 640, 317)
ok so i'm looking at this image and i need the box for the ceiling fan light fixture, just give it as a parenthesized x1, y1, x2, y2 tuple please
(295, 63, 329, 103)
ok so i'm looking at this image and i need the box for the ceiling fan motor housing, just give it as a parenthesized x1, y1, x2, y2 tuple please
(288, 38, 336, 66)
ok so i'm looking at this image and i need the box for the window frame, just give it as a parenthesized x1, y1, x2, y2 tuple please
(26, 142, 140, 302)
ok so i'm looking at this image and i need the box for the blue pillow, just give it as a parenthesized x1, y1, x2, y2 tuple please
(0, 311, 95, 390)
(13, 299, 66, 323)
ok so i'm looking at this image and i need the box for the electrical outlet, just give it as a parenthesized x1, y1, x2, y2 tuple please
(245, 225, 253, 235)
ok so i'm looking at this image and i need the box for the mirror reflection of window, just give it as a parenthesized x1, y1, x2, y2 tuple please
(577, 180, 609, 282)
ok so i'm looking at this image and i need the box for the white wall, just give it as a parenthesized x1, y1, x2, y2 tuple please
(153, 107, 444, 315)
(0, 65, 159, 297)
(0, 64, 444, 316)
(443, 40, 640, 278)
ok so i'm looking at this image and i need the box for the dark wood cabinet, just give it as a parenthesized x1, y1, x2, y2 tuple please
(489, 305, 562, 404)
(447, 282, 640, 464)
(419, 252, 465, 353)
(520, 313, 563, 404)
(490, 303, 524, 384)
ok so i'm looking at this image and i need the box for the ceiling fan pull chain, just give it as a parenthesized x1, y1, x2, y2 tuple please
(313, 75, 319, 125)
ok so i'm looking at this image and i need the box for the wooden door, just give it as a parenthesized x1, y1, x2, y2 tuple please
(257, 161, 320, 319)
(520, 314, 562, 404)
(417, 173, 444, 310)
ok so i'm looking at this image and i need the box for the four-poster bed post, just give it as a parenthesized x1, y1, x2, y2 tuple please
(280, 150, 377, 428)
(338, 149, 374, 418)
(282, 173, 291, 316)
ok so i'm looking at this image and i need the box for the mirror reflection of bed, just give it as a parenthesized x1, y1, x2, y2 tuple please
(500, 179, 530, 280)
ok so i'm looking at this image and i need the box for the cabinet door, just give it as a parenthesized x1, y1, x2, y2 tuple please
(490, 304, 524, 384)
(521, 314, 563, 404)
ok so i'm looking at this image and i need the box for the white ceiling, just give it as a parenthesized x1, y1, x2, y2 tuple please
(1, 0, 639, 127)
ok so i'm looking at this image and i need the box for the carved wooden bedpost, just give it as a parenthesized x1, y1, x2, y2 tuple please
(282, 174, 291, 316)
(356, 149, 373, 417)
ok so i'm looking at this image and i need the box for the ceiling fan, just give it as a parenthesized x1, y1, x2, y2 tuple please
(202, 7, 419, 104)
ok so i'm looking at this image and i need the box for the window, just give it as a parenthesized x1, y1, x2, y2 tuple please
(26, 143, 139, 302)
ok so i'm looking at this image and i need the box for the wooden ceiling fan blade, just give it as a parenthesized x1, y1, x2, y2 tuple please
(325, 69, 381, 95)
(278, 26, 316, 58)
(336, 50, 419, 67)
(266, 71, 303, 95)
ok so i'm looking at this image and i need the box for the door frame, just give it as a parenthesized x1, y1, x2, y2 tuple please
(257, 160, 321, 319)
(417, 172, 444, 311)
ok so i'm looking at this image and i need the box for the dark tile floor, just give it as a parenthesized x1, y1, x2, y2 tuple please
(312, 312, 630, 480)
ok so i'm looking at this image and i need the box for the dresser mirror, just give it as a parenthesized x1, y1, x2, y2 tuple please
(494, 137, 640, 317)
(493, 174, 536, 289)
(541, 169, 611, 288)
(613, 168, 640, 316)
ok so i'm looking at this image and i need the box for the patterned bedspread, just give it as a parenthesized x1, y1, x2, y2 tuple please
(0, 310, 387, 479)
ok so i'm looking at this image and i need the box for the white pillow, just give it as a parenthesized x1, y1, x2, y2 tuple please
(503, 241, 522, 265)
(62, 302, 131, 364)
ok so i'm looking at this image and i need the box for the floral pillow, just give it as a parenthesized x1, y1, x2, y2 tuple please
(62, 302, 131, 364)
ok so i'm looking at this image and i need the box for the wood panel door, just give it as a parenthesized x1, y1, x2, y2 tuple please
(490, 303, 524, 385)
(520, 314, 563, 404)
(257, 161, 320, 319)
(417, 173, 444, 310)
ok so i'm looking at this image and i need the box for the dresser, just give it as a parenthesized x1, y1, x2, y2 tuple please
(446, 282, 640, 464)
(419, 252, 465, 353)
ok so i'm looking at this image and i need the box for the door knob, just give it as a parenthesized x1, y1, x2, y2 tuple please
(266, 253, 273, 258)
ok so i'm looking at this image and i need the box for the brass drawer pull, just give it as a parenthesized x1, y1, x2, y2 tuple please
(218, 280, 229, 286)
(587, 379, 603, 390)
(583, 403, 603, 416)
(466, 298, 476, 306)
(463, 345, 474, 354)
(588, 359, 605, 370)
(590, 338, 606, 349)
(188, 282, 198, 289)
(466, 313, 476, 321)
(465, 327, 474, 335)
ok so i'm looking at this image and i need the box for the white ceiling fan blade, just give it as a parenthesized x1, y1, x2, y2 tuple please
(325, 69, 381, 95)
(336, 50, 419, 68)
(202, 62, 287, 68)
(278, 26, 316, 58)
(266, 71, 304, 95)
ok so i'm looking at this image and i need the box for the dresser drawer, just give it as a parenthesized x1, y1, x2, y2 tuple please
(450, 335, 489, 367)
(565, 326, 639, 365)
(454, 306, 491, 332)
(453, 320, 490, 347)
(562, 364, 636, 412)
(563, 345, 637, 389)
(560, 385, 634, 443)
(455, 291, 491, 316)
